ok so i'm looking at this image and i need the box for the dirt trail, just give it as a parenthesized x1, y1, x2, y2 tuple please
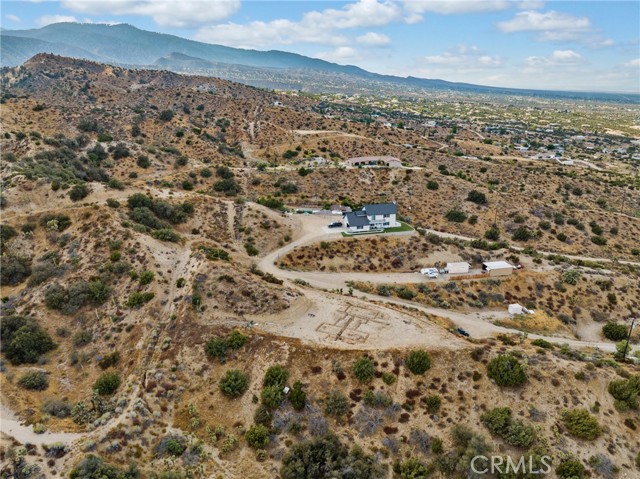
(257, 210, 637, 354)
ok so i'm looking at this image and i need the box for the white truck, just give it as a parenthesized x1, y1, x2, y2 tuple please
(420, 268, 439, 279)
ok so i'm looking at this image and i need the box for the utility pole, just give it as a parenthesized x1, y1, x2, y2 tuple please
(622, 316, 636, 361)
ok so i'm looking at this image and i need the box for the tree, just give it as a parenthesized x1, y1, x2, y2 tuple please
(445, 209, 467, 223)
(261, 385, 285, 409)
(5, 322, 56, 365)
(0, 255, 32, 286)
(487, 355, 527, 387)
(219, 370, 249, 398)
(405, 350, 432, 375)
(484, 227, 500, 241)
(352, 356, 375, 383)
(94, 371, 121, 395)
(608, 375, 640, 411)
(512, 226, 533, 242)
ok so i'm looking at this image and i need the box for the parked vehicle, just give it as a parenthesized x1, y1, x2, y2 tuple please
(328, 222, 343, 228)
(456, 328, 470, 337)
(420, 268, 439, 279)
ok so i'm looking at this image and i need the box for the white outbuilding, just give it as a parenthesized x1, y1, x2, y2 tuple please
(446, 262, 470, 275)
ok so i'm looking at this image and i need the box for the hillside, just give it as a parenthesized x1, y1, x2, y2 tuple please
(2, 22, 638, 103)
(0, 54, 639, 479)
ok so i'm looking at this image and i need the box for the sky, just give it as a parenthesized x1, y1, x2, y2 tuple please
(1, 0, 639, 92)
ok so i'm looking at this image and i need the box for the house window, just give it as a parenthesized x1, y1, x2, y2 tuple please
(383, 214, 390, 218)
(357, 226, 363, 230)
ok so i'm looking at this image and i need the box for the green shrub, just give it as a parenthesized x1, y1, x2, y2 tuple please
(166, 438, 185, 457)
(0, 255, 32, 286)
(503, 420, 537, 448)
(246, 424, 270, 449)
(399, 457, 429, 479)
(556, 459, 586, 479)
(608, 376, 639, 411)
(261, 385, 285, 409)
(159, 110, 175, 121)
(352, 356, 375, 383)
(138, 270, 154, 285)
(73, 331, 92, 347)
(602, 322, 628, 341)
(363, 390, 392, 408)
(264, 364, 289, 388)
(484, 227, 500, 241)
(531, 338, 554, 349)
(562, 409, 602, 440)
(290, 381, 306, 410)
(69, 455, 134, 479)
(126, 291, 154, 307)
(205, 337, 229, 363)
(226, 330, 247, 349)
(481, 407, 512, 436)
(4, 319, 56, 365)
(18, 370, 49, 390)
(69, 183, 89, 201)
(152, 228, 180, 242)
(219, 370, 249, 398)
(424, 395, 441, 413)
(512, 226, 533, 242)
(94, 371, 121, 395)
(426, 180, 439, 190)
(405, 350, 431, 375)
(467, 190, 487, 205)
(487, 354, 527, 387)
(42, 398, 71, 418)
(445, 209, 467, 223)
(324, 391, 349, 419)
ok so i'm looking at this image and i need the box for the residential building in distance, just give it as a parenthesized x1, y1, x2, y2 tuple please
(344, 203, 399, 232)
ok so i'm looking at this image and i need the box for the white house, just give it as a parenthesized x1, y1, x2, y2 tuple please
(344, 203, 399, 232)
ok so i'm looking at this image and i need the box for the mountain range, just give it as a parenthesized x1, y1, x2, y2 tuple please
(2, 22, 638, 103)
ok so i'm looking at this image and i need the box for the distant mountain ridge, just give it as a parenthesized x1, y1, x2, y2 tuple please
(2, 22, 638, 103)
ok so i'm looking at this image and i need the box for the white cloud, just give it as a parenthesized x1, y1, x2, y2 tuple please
(525, 49, 583, 66)
(36, 14, 79, 26)
(196, 0, 401, 48)
(5, 14, 22, 23)
(356, 32, 391, 46)
(421, 44, 502, 70)
(404, 0, 510, 16)
(497, 10, 590, 33)
(623, 58, 640, 68)
(315, 46, 360, 63)
(61, 0, 240, 28)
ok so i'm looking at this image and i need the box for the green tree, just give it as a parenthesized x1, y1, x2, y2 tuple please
(487, 355, 527, 387)
(94, 371, 121, 395)
(219, 370, 249, 398)
(352, 356, 375, 383)
(405, 350, 432, 375)
(246, 424, 270, 449)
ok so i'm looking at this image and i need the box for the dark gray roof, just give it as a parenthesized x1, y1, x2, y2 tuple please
(345, 211, 370, 227)
(363, 203, 396, 216)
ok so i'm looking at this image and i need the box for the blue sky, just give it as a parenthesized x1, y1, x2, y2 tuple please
(2, 1, 639, 92)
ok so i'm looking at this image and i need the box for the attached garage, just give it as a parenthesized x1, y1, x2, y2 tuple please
(482, 261, 514, 277)
(446, 262, 470, 275)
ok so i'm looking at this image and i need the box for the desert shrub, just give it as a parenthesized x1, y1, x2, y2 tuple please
(254, 405, 273, 429)
(69, 183, 89, 201)
(426, 180, 439, 190)
(531, 338, 554, 349)
(324, 391, 349, 419)
(290, 381, 306, 410)
(0, 224, 17, 249)
(602, 322, 628, 341)
(363, 390, 392, 408)
(424, 395, 441, 413)
(484, 227, 500, 240)
(445, 209, 467, 223)
(18, 370, 49, 391)
(226, 330, 247, 349)
(352, 356, 375, 383)
(257, 197, 285, 210)
(281, 434, 381, 479)
(467, 190, 487, 205)
(261, 385, 285, 409)
(562, 409, 602, 440)
(219, 370, 249, 398)
(138, 270, 154, 285)
(0, 255, 32, 285)
(98, 352, 120, 370)
(126, 292, 154, 307)
(3, 318, 56, 365)
(28, 262, 60, 286)
(503, 420, 537, 448)
(246, 424, 270, 449)
(69, 454, 137, 479)
(512, 226, 533, 242)
(205, 337, 229, 362)
(405, 350, 431, 375)
(607, 376, 640, 411)
(94, 371, 121, 395)
(481, 407, 512, 436)
(42, 398, 71, 418)
(152, 228, 181, 242)
(73, 331, 92, 347)
(106, 198, 120, 208)
(159, 110, 175, 121)
(487, 355, 527, 387)
(399, 457, 429, 479)
(264, 364, 289, 388)
(213, 178, 241, 196)
(556, 459, 586, 479)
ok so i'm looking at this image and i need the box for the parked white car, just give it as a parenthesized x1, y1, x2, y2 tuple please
(420, 268, 439, 279)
